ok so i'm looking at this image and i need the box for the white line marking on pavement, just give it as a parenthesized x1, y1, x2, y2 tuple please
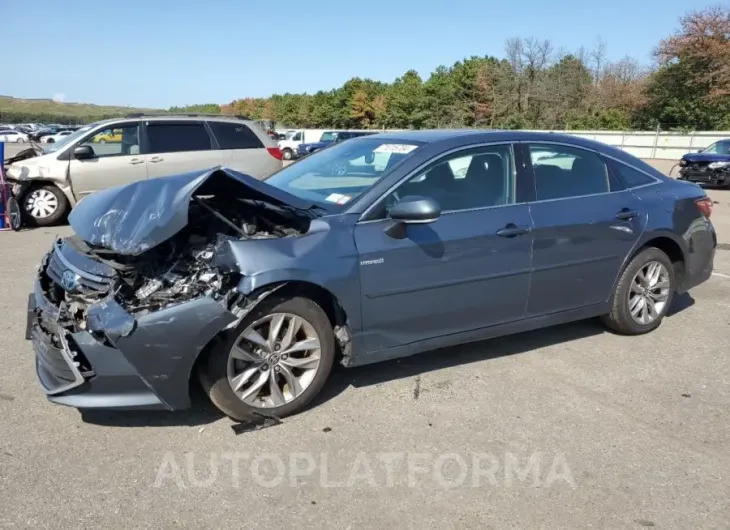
(711, 271, 730, 279)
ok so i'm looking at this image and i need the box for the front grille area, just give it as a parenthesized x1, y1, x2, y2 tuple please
(44, 239, 116, 296)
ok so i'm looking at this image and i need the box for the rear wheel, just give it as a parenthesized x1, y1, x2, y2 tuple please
(282, 148, 293, 160)
(601, 247, 675, 335)
(22, 185, 69, 227)
(199, 296, 335, 421)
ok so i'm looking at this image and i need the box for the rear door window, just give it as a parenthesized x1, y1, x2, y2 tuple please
(208, 121, 263, 150)
(146, 122, 212, 154)
(527, 143, 610, 200)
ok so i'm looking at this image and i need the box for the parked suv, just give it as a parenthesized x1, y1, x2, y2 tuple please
(4, 114, 283, 226)
(296, 130, 376, 158)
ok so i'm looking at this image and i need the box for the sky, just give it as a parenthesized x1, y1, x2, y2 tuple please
(3, 0, 712, 108)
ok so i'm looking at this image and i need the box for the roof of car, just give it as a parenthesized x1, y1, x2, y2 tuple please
(90, 114, 256, 127)
(368, 129, 588, 143)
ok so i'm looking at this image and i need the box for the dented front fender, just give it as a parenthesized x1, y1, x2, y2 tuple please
(106, 297, 236, 409)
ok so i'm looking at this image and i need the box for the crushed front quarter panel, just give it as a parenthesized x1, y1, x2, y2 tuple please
(111, 296, 237, 409)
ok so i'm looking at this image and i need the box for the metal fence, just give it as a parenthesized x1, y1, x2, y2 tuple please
(531, 130, 728, 160)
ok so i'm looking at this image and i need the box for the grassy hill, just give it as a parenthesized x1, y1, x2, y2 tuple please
(0, 96, 158, 124)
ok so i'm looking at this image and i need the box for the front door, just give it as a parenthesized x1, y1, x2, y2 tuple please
(354, 143, 534, 353)
(524, 142, 645, 316)
(69, 122, 147, 197)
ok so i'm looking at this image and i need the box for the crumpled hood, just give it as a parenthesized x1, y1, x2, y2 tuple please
(682, 153, 730, 163)
(68, 166, 314, 256)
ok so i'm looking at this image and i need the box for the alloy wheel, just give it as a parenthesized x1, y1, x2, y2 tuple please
(24, 189, 59, 219)
(628, 261, 671, 325)
(227, 313, 321, 409)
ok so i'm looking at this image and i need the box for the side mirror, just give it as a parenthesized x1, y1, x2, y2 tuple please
(73, 145, 95, 159)
(697, 149, 703, 153)
(364, 152, 375, 164)
(385, 195, 441, 238)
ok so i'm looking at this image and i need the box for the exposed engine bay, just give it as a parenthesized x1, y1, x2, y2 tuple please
(40, 193, 310, 333)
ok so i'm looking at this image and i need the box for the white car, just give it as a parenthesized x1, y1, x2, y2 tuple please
(42, 131, 75, 143)
(0, 130, 30, 143)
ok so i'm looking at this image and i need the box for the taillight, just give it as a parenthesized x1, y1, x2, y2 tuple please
(267, 147, 283, 160)
(695, 197, 713, 218)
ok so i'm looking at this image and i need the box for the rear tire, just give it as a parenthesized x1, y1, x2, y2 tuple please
(199, 296, 335, 421)
(601, 247, 675, 335)
(22, 184, 69, 227)
(282, 148, 293, 160)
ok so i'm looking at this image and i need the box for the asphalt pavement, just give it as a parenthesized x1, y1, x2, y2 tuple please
(0, 145, 729, 528)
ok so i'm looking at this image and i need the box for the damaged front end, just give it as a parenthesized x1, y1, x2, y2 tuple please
(27, 167, 316, 410)
(679, 159, 730, 187)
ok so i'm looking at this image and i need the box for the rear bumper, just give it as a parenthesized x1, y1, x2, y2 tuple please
(677, 220, 717, 294)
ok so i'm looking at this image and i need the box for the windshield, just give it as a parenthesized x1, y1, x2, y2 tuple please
(42, 124, 95, 153)
(264, 138, 423, 209)
(319, 131, 337, 142)
(701, 141, 730, 155)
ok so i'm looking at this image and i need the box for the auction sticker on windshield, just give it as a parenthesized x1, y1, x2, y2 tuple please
(325, 193, 352, 205)
(374, 144, 418, 154)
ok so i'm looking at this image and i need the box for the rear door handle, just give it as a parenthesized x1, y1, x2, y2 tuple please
(149, 156, 164, 163)
(496, 223, 531, 238)
(129, 158, 144, 165)
(615, 209, 639, 220)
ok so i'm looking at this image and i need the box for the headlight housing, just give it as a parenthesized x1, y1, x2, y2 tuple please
(708, 161, 730, 169)
(679, 159, 687, 167)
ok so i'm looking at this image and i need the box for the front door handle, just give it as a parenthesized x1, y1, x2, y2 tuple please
(149, 156, 164, 163)
(129, 158, 144, 165)
(496, 223, 531, 238)
(615, 209, 639, 220)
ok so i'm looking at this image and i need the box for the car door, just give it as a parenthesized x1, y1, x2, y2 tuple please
(354, 143, 533, 352)
(68, 121, 148, 197)
(143, 120, 223, 178)
(522, 142, 646, 316)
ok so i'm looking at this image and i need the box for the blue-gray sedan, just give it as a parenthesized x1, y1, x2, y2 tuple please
(27, 130, 717, 420)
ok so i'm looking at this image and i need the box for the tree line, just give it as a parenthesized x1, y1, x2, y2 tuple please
(219, 5, 729, 131)
(4, 6, 728, 131)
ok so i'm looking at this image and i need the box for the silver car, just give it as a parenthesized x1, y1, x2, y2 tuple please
(5, 114, 283, 226)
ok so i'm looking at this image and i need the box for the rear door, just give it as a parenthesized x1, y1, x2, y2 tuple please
(142, 120, 223, 178)
(68, 121, 148, 196)
(206, 120, 281, 179)
(522, 142, 646, 316)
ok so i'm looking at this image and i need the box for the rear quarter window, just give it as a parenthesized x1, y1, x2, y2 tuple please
(606, 159, 657, 188)
(208, 121, 264, 150)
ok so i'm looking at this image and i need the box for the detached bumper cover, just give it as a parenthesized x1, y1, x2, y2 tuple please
(28, 276, 237, 411)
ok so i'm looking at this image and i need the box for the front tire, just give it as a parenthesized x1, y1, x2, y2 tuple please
(282, 148, 293, 160)
(22, 184, 69, 227)
(199, 296, 335, 421)
(601, 247, 675, 335)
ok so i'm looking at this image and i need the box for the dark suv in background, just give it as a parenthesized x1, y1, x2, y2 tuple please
(296, 130, 377, 157)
